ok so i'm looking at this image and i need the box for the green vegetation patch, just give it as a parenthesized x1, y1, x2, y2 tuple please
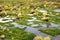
(40, 28, 60, 36)
(0, 27, 35, 40)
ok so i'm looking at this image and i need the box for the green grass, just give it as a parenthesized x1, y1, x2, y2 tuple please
(0, 27, 35, 40)
(0, 0, 60, 40)
(0, 22, 14, 27)
(40, 28, 60, 36)
(0, 0, 60, 26)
